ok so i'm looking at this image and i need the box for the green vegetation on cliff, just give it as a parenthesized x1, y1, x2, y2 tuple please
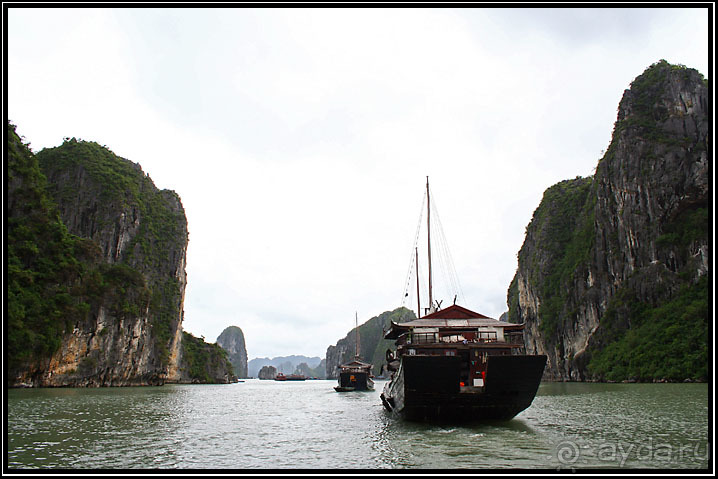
(7, 122, 233, 385)
(7, 123, 89, 371)
(36, 138, 187, 272)
(34, 137, 187, 370)
(508, 60, 708, 382)
(611, 60, 705, 149)
(587, 201, 709, 381)
(7, 125, 150, 377)
(656, 206, 709, 265)
(588, 275, 708, 381)
(512, 177, 595, 336)
(181, 332, 236, 383)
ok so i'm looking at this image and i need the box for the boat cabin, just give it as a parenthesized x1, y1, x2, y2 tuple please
(384, 304, 526, 389)
(339, 359, 373, 374)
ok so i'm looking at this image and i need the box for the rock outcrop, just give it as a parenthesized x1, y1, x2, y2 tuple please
(179, 332, 238, 384)
(258, 365, 277, 380)
(217, 326, 249, 378)
(508, 61, 709, 382)
(7, 128, 234, 386)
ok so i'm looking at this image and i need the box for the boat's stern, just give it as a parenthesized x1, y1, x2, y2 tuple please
(397, 353, 547, 421)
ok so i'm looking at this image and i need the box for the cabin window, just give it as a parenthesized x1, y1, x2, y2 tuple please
(411, 332, 438, 344)
(477, 330, 498, 342)
(444, 350, 456, 356)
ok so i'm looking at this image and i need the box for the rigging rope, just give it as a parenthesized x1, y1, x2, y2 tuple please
(401, 190, 426, 309)
(401, 183, 466, 314)
(429, 191, 466, 307)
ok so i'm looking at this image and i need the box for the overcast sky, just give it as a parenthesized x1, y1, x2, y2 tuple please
(6, 7, 710, 360)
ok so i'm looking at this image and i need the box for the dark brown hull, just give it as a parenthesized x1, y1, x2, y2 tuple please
(335, 371, 374, 391)
(381, 354, 547, 422)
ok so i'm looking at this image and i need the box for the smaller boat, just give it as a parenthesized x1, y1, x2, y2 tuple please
(274, 373, 307, 381)
(335, 312, 375, 392)
(334, 358, 375, 392)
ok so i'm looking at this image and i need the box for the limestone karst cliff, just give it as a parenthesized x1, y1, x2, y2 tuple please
(257, 365, 277, 380)
(217, 326, 249, 378)
(7, 124, 234, 386)
(181, 332, 238, 384)
(508, 61, 709, 382)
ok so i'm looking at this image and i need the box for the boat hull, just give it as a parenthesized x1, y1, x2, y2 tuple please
(334, 386, 356, 392)
(335, 371, 374, 392)
(381, 354, 547, 421)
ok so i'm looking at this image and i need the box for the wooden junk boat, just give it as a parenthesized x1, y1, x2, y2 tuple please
(334, 358, 375, 392)
(380, 178, 547, 421)
(335, 313, 375, 392)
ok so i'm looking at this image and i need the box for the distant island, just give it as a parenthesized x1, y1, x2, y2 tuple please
(217, 326, 249, 378)
(248, 355, 325, 379)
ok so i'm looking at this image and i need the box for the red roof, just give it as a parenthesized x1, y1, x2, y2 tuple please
(421, 304, 492, 320)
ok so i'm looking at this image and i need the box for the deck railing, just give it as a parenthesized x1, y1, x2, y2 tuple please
(400, 330, 513, 346)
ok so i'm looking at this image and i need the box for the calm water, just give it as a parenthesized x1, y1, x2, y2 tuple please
(6, 380, 710, 471)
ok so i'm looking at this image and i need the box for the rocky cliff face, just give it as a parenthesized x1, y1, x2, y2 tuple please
(8, 138, 189, 386)
(217, 326, 249, 378)
(7, 130, 233, 386)
(258, 365, 277, 380)
(508, 61, 709, 382)
(179, 332, 238, 384)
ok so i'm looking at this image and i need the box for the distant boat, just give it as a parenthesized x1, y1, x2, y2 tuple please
(275, 373, 306, 381)
(380, 177, 546, 421)
(334, 358, 375, 392)
(335, 312, 375, 392)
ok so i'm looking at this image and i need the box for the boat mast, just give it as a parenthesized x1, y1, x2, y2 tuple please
(355, 311, 360, 358)
(426, 176, 434, 313)
(415, 247, 421, 319)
